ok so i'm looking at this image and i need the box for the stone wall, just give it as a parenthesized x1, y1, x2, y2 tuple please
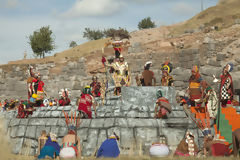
(1, 87, 205, 156)
(1, 46, 240, 100)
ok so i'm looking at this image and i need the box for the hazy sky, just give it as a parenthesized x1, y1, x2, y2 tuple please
(0, 0, 218, 64)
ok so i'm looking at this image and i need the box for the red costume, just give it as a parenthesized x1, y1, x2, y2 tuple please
(78, 94, 93, 119)
(90, 82, 101, 97)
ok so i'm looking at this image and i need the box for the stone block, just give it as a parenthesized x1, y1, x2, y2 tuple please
(80, 119, 91, 128)
(216, 53, 226, 61)
(11, 138, 24, 154)
(82, 129, 99, 156)
(128, 118, 158, 128)
(161, 128, 185, 146)
(45, 118, 58, 126)
(135, 128, 158, 149)
(10, 126, 18, 138)
(103, 118, 115, 128)
(120, 128, 134, 148)
(16, 125, 27, 137)
(97, 129, 107, 146)
(9, 118, 20, 127)
(77, 128, 88, 145)
(168, 111, 187, 118)
(51, 111, 62, 117)
(90, 119, 105, 128)
(25, 126, 36, 139)
(29, 118, 47, 126)
(115, 118, 128, 127)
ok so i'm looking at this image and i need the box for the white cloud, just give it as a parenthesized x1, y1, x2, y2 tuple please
(171, 2, 197, 15)
(62, 0, 125, 18)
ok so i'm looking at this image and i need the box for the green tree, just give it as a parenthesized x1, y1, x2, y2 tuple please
(28, 26, 55, 58)
(104, 28, 130, 39)
(83, 28, 104, 40)
(69, 41, 77, 48)
(138, 17, 156, 30)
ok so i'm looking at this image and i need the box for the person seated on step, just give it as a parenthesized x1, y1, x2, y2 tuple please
(97, 132, 120, 158)
(38, 132, 60, 159)
(90, 76, 102, 97)
(78, 86, 97, 119)
(36, 130, 48, 157)
(60, 111, 82, 159)
(58, 88, 71, 106)
(150, 135, 170, 157)
(174, 131, 198, 157)
(154, 89, 172, 119)
(140, 61, 156, 86)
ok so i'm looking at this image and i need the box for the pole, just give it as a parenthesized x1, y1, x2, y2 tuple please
(201, 0, 204, 12)
(217, 77, 222, 134)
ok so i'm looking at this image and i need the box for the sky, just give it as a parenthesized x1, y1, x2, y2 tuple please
(0, 0, 218, 64)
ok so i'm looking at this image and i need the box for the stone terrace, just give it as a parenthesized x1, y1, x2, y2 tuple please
(0, 86, 211, 156)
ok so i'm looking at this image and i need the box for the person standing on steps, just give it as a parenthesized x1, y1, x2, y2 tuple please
(141, 61, 156, 86)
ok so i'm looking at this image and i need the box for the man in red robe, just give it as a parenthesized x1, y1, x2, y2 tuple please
(78, 86, 97, 119)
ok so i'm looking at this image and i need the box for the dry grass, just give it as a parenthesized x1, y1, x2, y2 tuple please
(170, 0, 240, 35)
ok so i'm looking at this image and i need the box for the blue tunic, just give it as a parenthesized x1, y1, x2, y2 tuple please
(97, 138, 120, 158)
(38, 137, 60, 159)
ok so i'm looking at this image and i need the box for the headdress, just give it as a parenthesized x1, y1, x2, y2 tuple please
(226, 63, 233, 72)
(162, 63, 173, 74)
(109, 132, 119, 140)
(156, 89, 163, 99)
(83, 86, 92, 95)
(59, 88, 71, 98)
(144, 61, 152, 67)
(192, 65, 198, 73)
(62, 110, 81, 132)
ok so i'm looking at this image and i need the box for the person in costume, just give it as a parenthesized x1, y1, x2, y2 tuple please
(38, 133, 60, 159)
(104, 37, 130, 58)
(201, 80, 218, 119)
(154, 89, 172, 119)
(111, 55, 130, 95)
(97, 133, 120, 158)
(60, 111, 82, 159)
(90, 76, 102, 97)
(58, 88, 71, 106)
(78, 86, 97, 119)
(161, 59, 173, 86)
(140, 61, 156, 86)
(27, 66, 35, 100)
(174, 131, 198, 157)
(213, 63, 234, 108)
(37, 130, 48, 156)
(149, 135, 170, 157)
(188, 65, 207, 129)
(32, 73, 46, 107)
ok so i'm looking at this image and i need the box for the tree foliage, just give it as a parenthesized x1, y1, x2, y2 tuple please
(83, 28, 104, 40)
(69, 41, 77, 48)
(104, 28, 130, 39)
(28, 26, 55, 58)
(138, 17, 156, 30)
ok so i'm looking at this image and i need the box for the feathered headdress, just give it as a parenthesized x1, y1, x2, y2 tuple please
(62, 110, 81, 132)
(59, 88, 71, 98)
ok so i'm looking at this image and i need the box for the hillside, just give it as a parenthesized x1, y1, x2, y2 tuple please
(170, 0, 240, 35)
